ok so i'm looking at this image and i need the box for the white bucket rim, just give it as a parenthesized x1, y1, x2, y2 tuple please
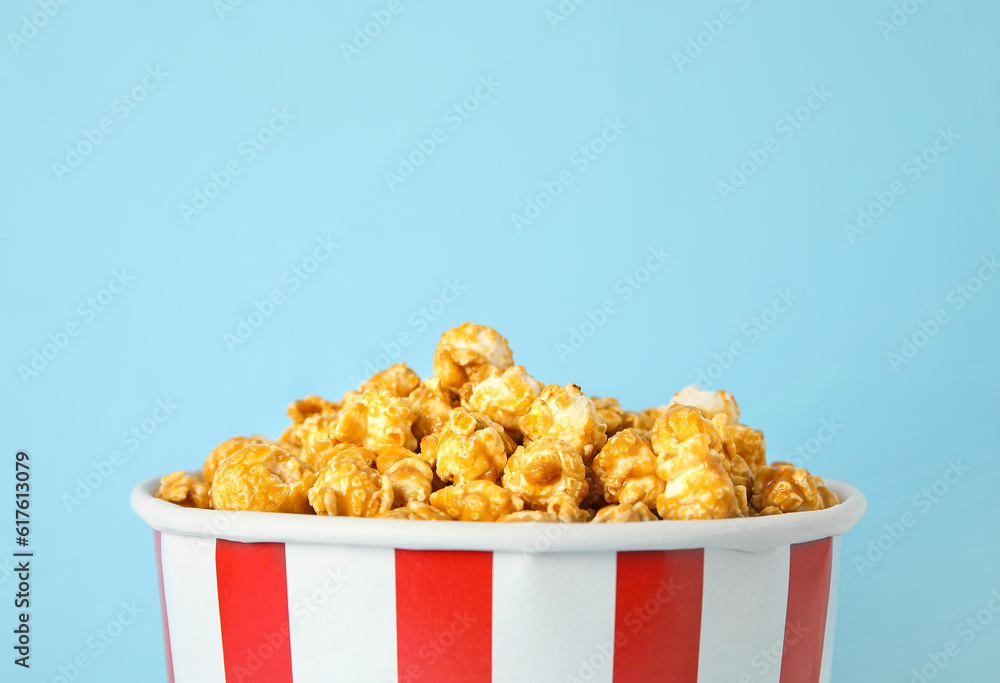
(131, 474, 866, 553)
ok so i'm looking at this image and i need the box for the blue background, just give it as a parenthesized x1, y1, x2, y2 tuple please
(1, 1, 998, 681)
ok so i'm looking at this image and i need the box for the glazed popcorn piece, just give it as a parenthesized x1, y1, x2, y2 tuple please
(308, 460, 393, 517)
(408, 377, 458, 442)
(497, 510, 561, 523)
(464, 365, 542, 432)
(502, 437, 588, 509)
(374, 444, 423, 474)
(156, 471, 211, 509)
(299, 440, 376, 472)
(651, 405, 752, 492)
(816, 478, 841, 509)
(334, 389, 418, 452)
(635, 406, 667, 432)
(427, 409, 514, 485)
(728, 424, 767, 475)
(203, 436, 267, 484)
(752, 464, 831, 514)
(592, 502, 658, 523)
(429, 480, 524, 521)
(348, 363, 421, 400)
(287, 395, 342, 424)
(290, 414, 340, 451)
(384, 457, 434, 507)
(669, 383, 740, 426)
(579, 473, 609, 511)
(591, 430, 664, 508)
(755, 506, 783, 517)
(547, 494, 593, 523)
(376, 501, 452, 521)
(519, 384, 608, 464)
(433, 323, 514, 392)
(211, 444, 316, 514)
(651, 405, 735, 460)
(655, 435, 743, 520)
(274, 439, 303, 459)
(591, 397, 629, 437)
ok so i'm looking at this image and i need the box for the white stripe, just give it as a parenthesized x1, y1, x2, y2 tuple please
(697, 544, 791, 683)
(492, 550, 617, 683)
(159, 533, 226, 682)
(285, 543, 398, 683)
(818, 536, 843, 683)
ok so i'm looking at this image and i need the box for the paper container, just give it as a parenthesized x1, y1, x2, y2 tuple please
(131, 476, 865, 683)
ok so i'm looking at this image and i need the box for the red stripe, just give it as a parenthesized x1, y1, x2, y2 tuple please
(613, 549, 704, 683)
(216, 541, 294, 683)
(153, 531, 175, 683)
(395, 550, 492, 683)
(779, 538, 833, 683)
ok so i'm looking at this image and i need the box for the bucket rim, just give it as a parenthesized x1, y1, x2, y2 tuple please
(131, 474, 866, 553)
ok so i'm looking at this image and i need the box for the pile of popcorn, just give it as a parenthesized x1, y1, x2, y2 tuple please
(155, 323, 839, 523)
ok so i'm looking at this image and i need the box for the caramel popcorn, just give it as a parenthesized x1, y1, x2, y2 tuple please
(635, 406, 666, 432)
(156, 322, 844, 525)
(463, 365, 542, 433)
(274, 440, 303, 459)
(211, 444, 316, 514)
(591, 397, 628, 437)
(408, 377, 458, 442)
(650, 405, 751, 492)
(287, 395, 342, 425)
(308, 460, 393, 517)
(651, 405, 734, 460)
(751, 464, 833, 514)
(203, 436, 267, 484)
(579, 474, 608, 511)
(334, 389, 418, 452)
(502, 437, 588, 509)
(728, 423, 767, 475)
(427, 409, 514, 485)
(298, 440, 375, 472)
(384, 457, 434, 507)
(429, 480, 524, 521)
(669, 383, 740, 426)
(520, 384, 607, 464)
(655, 435, 743, 520)
(290, 414, 340, 451)
(817, 479, 841, 509)
(592, 502, 658, 523)
(433, 323, 514, 392)
(591, 430, 664, 508)
(547, 494, 593, 523)
(350, 363, 421, 399)
(374, 444, 421, 473)
(376, 501, 452, 521)
(155, 471, 211, 509)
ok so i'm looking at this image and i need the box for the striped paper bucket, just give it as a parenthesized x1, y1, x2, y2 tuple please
(132, 476, 865, 683)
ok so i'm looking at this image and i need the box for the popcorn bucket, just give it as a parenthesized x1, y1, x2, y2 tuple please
(131, 476, 865, 683)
